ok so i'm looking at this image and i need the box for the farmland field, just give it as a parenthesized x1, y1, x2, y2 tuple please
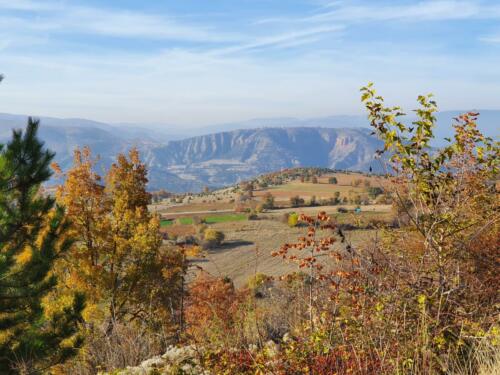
(150, 172, 392, 216)
(254, 181, 363, 200)
(253, 173, 389, 202)
(188, 218, 378, 287)
(160, 213, 247, 227)
(153, 170, 394, 285)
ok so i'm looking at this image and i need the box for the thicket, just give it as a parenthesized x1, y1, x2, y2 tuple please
(174, 85, 500, 374)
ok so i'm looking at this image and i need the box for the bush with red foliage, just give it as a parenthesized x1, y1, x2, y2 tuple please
(185, 273, 249, 346)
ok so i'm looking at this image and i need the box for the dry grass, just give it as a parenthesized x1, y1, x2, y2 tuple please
(60, 323, 165, 375)
(451, 343, 500, 375)
(152, 201, 234, 215)
(320, 172, 391, 186)
(189, 218, 376, 287)
(252, 173, 391, 203)
(254, 182, 361, 200)
(160, 224, 196, 237)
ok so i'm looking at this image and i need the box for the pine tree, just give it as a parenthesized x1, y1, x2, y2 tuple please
(0, 119, 84, 373)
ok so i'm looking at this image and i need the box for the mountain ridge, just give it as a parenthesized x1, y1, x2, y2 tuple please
(1, 111, 498, 192)
(144, 127, 383, 191)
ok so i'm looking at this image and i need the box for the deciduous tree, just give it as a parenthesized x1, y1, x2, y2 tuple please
(57, 148, 184, 331)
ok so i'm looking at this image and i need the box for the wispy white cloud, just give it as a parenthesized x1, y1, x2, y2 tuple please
(308, 1, 482, 23)
(59, 6, 238, 42)
(258, 0, 500, 26)
(479, 33, 500, 43)
(0, 1, 239, 43)
(0, 0, 61, 11)
(0, 1, 344, 55)
(212, 25, 344, 55)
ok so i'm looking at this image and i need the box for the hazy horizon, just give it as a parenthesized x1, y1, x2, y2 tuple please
(2, 109, 500, 133)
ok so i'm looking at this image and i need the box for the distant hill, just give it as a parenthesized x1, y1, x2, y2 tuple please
(1, 110, 498, 192)
(0, 113, 178, 143)
(0, 113, 180, 184)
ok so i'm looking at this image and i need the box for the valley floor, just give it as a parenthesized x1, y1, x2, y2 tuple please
(188, 213, 382, 287)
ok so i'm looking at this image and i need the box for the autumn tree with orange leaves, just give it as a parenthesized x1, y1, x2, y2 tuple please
(56, 148, 185, 331)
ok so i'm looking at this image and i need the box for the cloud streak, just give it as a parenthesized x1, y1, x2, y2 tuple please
(0, 0, 60, 11)
(480, 33, 500, 43)
(0, 1, 239, 43)
(259, 0, 500, 26)
(211, 25, 344, 55)
(308, 1, 483, 23)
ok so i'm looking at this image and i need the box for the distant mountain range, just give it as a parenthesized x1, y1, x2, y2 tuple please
(184, 110, 499, 144)
(1, 111, 498, 192)
(143, 127, 383, 191)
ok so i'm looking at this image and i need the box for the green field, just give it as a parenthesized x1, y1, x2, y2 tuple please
(161, 213, 247, 227)
(161, 217, 193, 226)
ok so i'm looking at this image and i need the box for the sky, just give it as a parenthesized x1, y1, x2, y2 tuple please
(0, 0, 500, 128)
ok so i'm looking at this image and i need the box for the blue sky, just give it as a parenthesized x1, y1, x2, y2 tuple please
(0, 0, 499, 127)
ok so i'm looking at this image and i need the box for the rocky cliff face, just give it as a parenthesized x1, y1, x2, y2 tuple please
(145, 127, 383, 191)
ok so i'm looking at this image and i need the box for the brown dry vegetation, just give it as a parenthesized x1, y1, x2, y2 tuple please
(189, 218, 375, 287)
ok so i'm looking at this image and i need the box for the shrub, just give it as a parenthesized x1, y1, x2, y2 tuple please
(288, 212, 299, 227)
(368, 186, 384, 199)
(203, 229, 225, 249)
(247, 273, 273, 298)
(331, 191, 341, 205)
(185, 274, 248, 346)
(319, 198, 329, 206)
(290, 196, 304, 208)
(375, 194, 391, 204)
(328, 177, 338, 184)
(262, 192, 275, 209)
(247, 212, 258, 220)
(351, 178, 363, 187)
(196, 223, 208, 236)
(280, 213, 290, 224)
(61, 323, 164, 374)
(366, 217, 386, 228)
(308, 195, 318, 206)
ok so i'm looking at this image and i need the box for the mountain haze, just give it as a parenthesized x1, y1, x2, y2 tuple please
(1, 111, 498, 192)
(187, 111, 499, 144)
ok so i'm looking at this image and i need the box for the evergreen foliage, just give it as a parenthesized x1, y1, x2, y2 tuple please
(0, 119, 84, 373)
